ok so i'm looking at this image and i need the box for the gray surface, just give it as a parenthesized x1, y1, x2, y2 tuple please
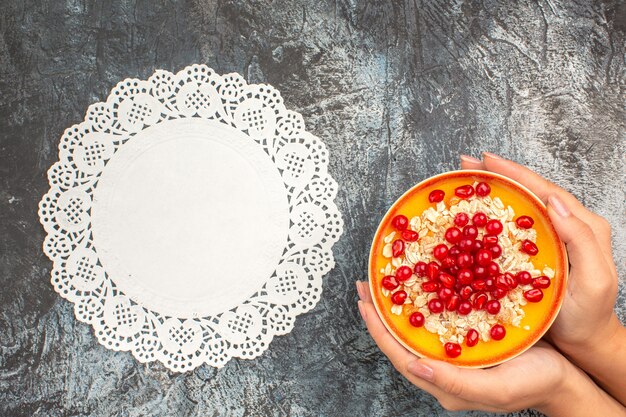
(1, 0, 624, 416)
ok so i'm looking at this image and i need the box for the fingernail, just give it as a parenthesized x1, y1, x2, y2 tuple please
(548, 194, 571, 217)
(460, 154, 481, 163)
(357, 300, 367, 321)
(483, 151, 503, 159)
(408, 361, 434, 381)
(356, 281, 365, 300)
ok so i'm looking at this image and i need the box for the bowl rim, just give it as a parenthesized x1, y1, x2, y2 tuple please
(368, 169, 569, 368)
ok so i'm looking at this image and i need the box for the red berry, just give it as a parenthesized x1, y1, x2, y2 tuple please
(428, 298, 444, 313)
(438, 272, 456, 288)
(466, 329, 479, 347)
(438, 287, 454, 300)
(440, 256, 456, 270)
(471, 239, 484, 253)
(457, 268, 474, 285)
(473, 292, 488, 310)
(391, 214, 409, 230)
(456, 252, 474, 268)
(475, 182, 491, 197)
(488, 244, 502, 258)
(475, 249, 493, 266)
(473, 265, 488, 278)
(490, 324, 506, 340)
(486, 299, 501, 315)
(448, 245, 461, 257)
(471, 279, 487, 291)
(426, 262, 440, 280)
(409, 312, 425, 327)
(395, 265, 413, 281)
(392, 240, 405, 257)
(516, 215, 534, 229)
(462, 225, 478, 239)
(491, 288, 508, 299)
(445, 342, 462, 358)
(428, 189, 445, 203)
(446, 295, 460, 311)
(454, 213, 469, 227)
(422, 281, 440, 292)
(483, 234, 499, 247)
(401, 230, 419, 242)
(391, 290, 407, 305)
(458, 238, 474, 252)
(524, 288, 544, 302)
(472, 212, 488, 227)
(381, 275, 399, 290)
(521, 240, 539, 256)
(485, 219, 503, 235)
(444, 227, 462, 244)
(414, 261, 428, 277)
(516, 271, 532, 285)
(454, 185, 475, 199)
(487, 261, 500, 276)
(457, 301, 472, 315)
(433, 244, 449, 260)
(459, 286, 473, 300)
(532, 276, 551, 289)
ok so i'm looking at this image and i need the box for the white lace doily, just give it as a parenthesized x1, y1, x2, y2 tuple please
(38, 65, 343, 372)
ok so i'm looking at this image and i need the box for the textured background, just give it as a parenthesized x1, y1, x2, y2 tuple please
(1, 0, 624, 416)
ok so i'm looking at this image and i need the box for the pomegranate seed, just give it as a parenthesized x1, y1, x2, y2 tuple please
(487, 261, 500, 276)
(448, 245, 461, 257)
(426, 262, 440, 280)
(428, 189, 445, 203)
(381, 275, 399, 290)
(457, 301, 472, 315)
(466, 329, 479, 347)
(473, 265, 488, 278)
(457, 268, 474, 285)
(444, 227, 462, 244)
(449, 265, 460, 275)
(401, 230, 419, 242)
(483, 234, 499, 247)
(475, 182, 491, 197)
(473, 292, 488, 309)
(392, 240, 405, 257)
(454, 212, 469, 227)
(516, 271, 532, 285)
(475, 249, 493, 266)
(472, 212, 488, 227)
(391, 290, 407, 304)
(454, 185, 475, 199)
(433, 244, 449, 260)
(521, 240, 539, 256)
(504, 272, 517, 289)
(414, 261, 428, 277)
(409, 312, 425, 327)
(471, 279, 487, 291)
(491, 288, 508, 299)
(462, 225, 478, 239)
(516, 215, 534, 229)
(485, 219, 503, 235)
(471, 239, 484, 253)
(488, 244, 502, 258)
(486, 299, 501, 315)
(422, 281, 440, 292)
(445, 342, 462, 358)
(524, 288, 544, 302)
(532, 276, 551, 289)
(456, 252, 474, 268)
(441, 256, 456, 269)
(438, 287, 454, 300)
(439, 272, 456, 288)
(484, 277, 495, 291)
(490, 324, 506, 340)
(446, 295, 460, 311)
(428, 298, 444, 313)
(458, 238, 474, 252)
(459, 286, 473, 300)
(391, 214, 409, 230)
(495, 274, 510, 290)
(395, 265, 413, 281)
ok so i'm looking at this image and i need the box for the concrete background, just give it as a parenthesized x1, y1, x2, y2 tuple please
(1, 0, 624, 416)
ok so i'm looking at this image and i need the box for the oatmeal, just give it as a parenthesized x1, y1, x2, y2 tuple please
(379, 181, 554, 358)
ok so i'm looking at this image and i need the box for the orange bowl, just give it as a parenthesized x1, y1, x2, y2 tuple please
(368, 170, 568, 367)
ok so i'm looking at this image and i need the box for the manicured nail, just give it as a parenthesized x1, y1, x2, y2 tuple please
(408, 361, 434, 381)
(356, 281, 365, 300)
(548, 194, 571, 217)
(357, 300, 367, 321)
(483, 151, 503, 159)
(460, 154, 481, 163)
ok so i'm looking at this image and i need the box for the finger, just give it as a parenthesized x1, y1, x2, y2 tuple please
(460, 154, 485, 170)
(356, 281, 373, 303)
